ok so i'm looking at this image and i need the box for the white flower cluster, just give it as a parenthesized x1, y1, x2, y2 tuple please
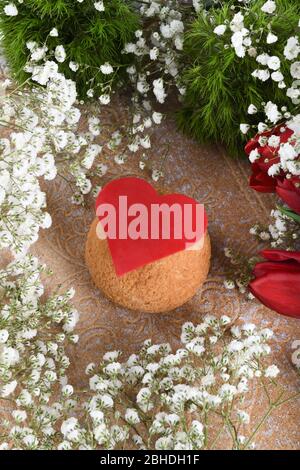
(0, 255, 79, 450)
(250, 207, 299, 249)
(94, 1, 105, 13)
(223, 247, 257, 298)
(213, 1, 300, 157)
(1, 285, 295, 452)
(248, 41, 300, 146)
(214, 9, 254, 59)
(83, 0, 190, 180)
(214, 2, 299, 93)
(216, 1, 300, 249)
(47, 2, 186, 180)
(271, 115, 300, 177)
(0, 59, 103, 255)
(121, 1, 189, 177)
(56, 316, 281, 450)
(3, 3, 18, 17)
(11, 2, 199, 183)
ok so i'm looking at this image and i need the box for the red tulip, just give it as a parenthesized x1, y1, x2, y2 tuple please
(249, 162, 278, 193)
(276, 177, 300, 214)
(249, 250, 300, 319)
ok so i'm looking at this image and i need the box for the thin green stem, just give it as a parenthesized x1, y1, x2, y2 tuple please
(209, 425, 225, 450)
(242, 404, 274, 450)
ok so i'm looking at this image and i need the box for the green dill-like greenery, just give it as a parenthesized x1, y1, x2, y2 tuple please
(178, 0, 300, 156)
(0, 0, 139, 98)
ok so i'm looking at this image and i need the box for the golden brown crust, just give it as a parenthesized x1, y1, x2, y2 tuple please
(85, 218, 211, 313)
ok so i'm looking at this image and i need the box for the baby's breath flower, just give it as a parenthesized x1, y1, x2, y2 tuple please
(224, 279, 235, 289)
(99, 94, 110, 105)
(261, 1, 276, 15)
(125, 408, 140, 425)
(94, 1, 105, 12)
(237, 410, 250, 424)
(0, 302, 287, 450)
(4, 3, 18, 16)
(100, 62, 113, 75)
(265, 364, 280, 378)
(62, 385, 74, 396)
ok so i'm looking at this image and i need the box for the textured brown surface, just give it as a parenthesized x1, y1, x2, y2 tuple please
(1, 100, 299, 449)
(85, 218, 211, 313)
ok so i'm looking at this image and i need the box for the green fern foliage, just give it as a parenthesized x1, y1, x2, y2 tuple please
(178, 0, 300, 156)
(0, 0, 139, 97)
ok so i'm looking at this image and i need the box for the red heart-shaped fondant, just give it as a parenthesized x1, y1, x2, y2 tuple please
(96, 177, 208, 276)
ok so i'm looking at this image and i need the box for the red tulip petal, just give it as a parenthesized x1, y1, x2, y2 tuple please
(249, 271, 300, 318)
(253, 261, 300, 277)
(249, 164, 277, 193)
(245, 139, 259, 155)
(259, 249, 300, 264)
(276, 186, 300, 215)
(256, 154, 280, 172)
(280, 127, 294, 142)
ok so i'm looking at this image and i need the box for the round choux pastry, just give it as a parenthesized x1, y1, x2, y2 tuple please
(85, 218, 211, 313)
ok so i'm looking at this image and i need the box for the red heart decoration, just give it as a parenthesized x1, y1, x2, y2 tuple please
(96, 177, 208, 276)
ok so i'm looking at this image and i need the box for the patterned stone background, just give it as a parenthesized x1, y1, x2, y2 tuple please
(2, 102, 299, 449)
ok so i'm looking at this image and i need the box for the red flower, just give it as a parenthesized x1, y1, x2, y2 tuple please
(245, 125, 296, 195)
(249, 250, 300, 319)
(249, 162, 278, 193)
(276, 177, 300, 215)
(245, 125, 293, 159)
(245, 125, 293, 171)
